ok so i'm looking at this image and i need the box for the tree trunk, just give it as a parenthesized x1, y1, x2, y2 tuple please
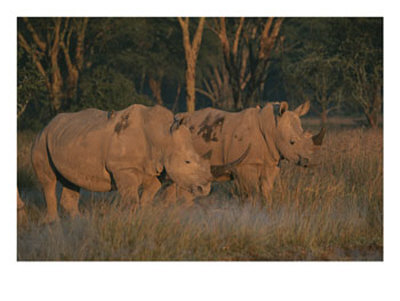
(232, 81, 243, 110)
(139, 69, 146, 94)
(172, 82, 181, 113)
(50, 78, 63, 113)
(186, 62, 196, 112)
(213, 17, 283, 111)
(149, 77, 163, 105)
(320, 109, 328, 126)
(364, 84, 382, 128)
(18, 17, 88, 114)
(178, 17, 205, 113)
(366, 111, 378, 128)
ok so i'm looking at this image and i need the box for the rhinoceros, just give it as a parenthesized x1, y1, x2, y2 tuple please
(172, 100, 325, 203)
(31, 104, 246, 222)
(17, 189, 27, 225)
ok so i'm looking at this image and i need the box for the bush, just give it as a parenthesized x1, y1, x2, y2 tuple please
(77, 66, 153, 112)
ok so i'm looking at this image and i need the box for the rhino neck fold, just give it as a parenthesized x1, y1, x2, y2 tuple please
(147, 126, 171, 168)
(141, 106, 175, 168)
(257, 105, 281, 165)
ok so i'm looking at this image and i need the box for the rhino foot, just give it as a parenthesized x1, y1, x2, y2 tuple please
(42, 214, 60, 225)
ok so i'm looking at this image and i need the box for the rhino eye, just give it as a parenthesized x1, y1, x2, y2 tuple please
(290, 139, 295, 145)
(185, 160, 191, 164)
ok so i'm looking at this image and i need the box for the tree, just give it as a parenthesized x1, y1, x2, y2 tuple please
(99, 18, 185, 108)
(196, 63, 232, 108)
(17, 50, 47, 119)
(79, 66, 152, 111)
(281, 18, 382, 126)
(281, 18, 348, 124)
(209, 17, 283, 109)
(283, 49, 343, 125)
(341, 22, 382, 128)
(18, 17, 89, 113)
(178, 17, 205, 112)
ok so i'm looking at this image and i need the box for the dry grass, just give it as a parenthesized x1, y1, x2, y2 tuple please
(17, 120, 383, 261)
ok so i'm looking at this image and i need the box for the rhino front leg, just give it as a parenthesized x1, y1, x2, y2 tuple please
(160, 183, 178, 205)
(234, 164, 262, 205)
(159, 183, 195, 206)
(113, 170, 142, 205)
(140, 176, 161, 205)
(260, 165, 280, 205)
(60, 184, 81, 218)
(176, 187, 196, 206)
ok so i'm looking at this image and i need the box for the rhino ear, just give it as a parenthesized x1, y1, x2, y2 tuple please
(170, 113, 189, 133)
(294, 100, 310, 117)
(170, 117, 183, 133)
(279, 101, 289, 116)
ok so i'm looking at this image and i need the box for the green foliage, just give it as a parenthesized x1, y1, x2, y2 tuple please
(78, 66, 153, 111)
(341, 21, 383, 113)
(281, 18, 382, 121)
(92, 18, 184, 85)
(283, 50, 344, 114)
(17, 47, 52, 130)
(17, 17, 383, 129)
(282, 19, 344, 110)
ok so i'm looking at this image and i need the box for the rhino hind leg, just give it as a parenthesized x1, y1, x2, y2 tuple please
(140, 176, 161, 206)
(17, 189, 27, 226)
(59, 183, 81, 218)
(40, 176, 58, 223)
(31, 134, 59, 223)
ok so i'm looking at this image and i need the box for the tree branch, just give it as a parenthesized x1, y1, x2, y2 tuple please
(75, 18, 88, 70)
(191, 17, 205, 58)
(196, 87, 217, 104)
(22, 17, 46, 52)
(232, 17, 244, 56)
(18, 32, 50, 88)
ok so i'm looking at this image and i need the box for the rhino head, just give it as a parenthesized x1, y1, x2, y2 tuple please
(272, 100, 325, 167)
(164, 121, 213, 197)
(165, 118, 250, 197)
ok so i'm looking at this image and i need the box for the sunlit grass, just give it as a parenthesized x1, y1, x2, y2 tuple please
(17, 122, 383, 260)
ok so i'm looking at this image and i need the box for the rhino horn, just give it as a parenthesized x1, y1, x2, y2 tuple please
(312, 127, 326, 146)
(210, 144, 251, 179)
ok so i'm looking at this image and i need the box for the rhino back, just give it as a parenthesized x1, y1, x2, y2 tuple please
(106, 105, 173, 176)
(186, 107, 272, 166)
(45, 108, 115, 191)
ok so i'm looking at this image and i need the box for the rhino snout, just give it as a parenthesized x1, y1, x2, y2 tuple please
(297, 156, 310, 167)
(191, 183, 211, 196)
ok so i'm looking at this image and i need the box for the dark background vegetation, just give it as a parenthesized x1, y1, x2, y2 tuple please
(17, 17, 382, 130)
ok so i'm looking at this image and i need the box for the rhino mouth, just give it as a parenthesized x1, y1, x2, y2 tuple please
(189, 183, 211, 196)
(297, 156, 310, 167)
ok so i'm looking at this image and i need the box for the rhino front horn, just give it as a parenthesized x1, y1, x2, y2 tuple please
(210, 144, 251, 179)
(312, 127, 326, 146)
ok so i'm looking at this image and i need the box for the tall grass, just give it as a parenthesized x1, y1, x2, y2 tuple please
(17, 123, 383, 260)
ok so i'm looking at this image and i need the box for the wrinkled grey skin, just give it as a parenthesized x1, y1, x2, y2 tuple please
(169, 101, 324, 203)
(31, 104, 213, 223)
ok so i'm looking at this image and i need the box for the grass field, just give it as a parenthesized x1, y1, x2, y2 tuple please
(17, 118, 383, 260)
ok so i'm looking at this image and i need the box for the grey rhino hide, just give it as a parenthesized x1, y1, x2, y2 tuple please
(31, 104, 212, 222)
(173, 101, 323, 202)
